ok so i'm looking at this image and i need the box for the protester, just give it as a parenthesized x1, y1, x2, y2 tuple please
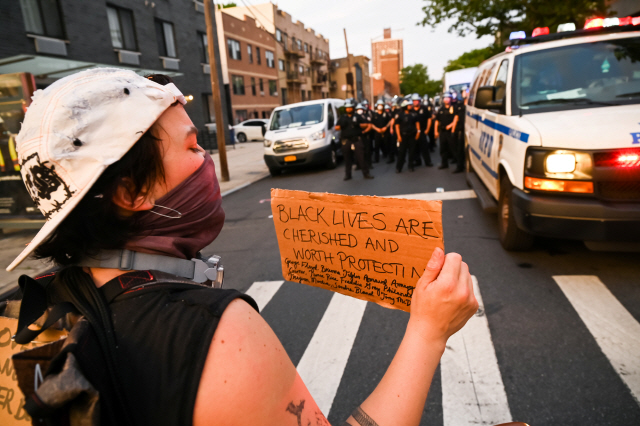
(8, 69, 476, 426)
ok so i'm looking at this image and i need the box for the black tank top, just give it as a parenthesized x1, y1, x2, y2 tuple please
(105, 270, 258, 425)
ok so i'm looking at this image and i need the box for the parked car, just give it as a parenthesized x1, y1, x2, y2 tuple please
(263, 99, 344, 176)
(233, 119, 269, 142)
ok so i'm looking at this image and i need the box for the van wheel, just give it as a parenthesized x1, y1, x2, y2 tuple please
(237, 133, 247, 143)
(326, 147, 338, 169)
(269, 167, 282, 177)
(498, 176, 534, 251)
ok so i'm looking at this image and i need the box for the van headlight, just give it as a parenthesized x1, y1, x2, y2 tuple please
(264, 139, 273, 147)
(545, 153, 576, 173)
(310, 130, 326, 141)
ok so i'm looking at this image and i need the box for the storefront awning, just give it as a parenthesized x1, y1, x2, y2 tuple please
(0, 55, 183, 79)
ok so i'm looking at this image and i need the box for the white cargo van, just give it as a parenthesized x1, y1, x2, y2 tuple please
(444, 67, 478, 94)
(263, 99, 344, 176)
(465, 23, 640, 250)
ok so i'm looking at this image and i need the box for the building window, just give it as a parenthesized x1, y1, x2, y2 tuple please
(304, 43, 308, 53)
(282, 33, 288, 49)
(247, 44, 253, 64)
(232, 75, 245, 95)
(296, 39, 302, 50)
(262, 111, 268, 119)
(203, 94, 215, 123)
(20, 0, 65, 38)
(298, 64, 304, 74)
(259, 78, 264, 94)
(235, 109, 248, 124)
(256, 47, 261, 65)
(269, 80, 277, 96)
(301, 90, 305, 101)
(276, 28, 281, 42)
(251, 77, 256, 96)
(307, 90, 311, 100)
(281, 88, 287, 105)
(266, 51, 274, 68)
(198, 31, 208, 63)
(278, 59, 285, 71)
(306, 66, 310, 76)
(106, 6, 136, 50)
(155, 20, 176, 57)
(227, 38, 241, 60)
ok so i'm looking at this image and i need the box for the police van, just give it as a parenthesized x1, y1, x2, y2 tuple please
(465, 18, 640, 250)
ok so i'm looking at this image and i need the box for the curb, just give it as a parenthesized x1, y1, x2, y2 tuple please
(221, 171, 271, 197)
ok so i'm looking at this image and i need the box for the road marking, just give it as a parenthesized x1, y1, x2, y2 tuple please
(553, 275, 640, 405)
(244, 280, 284, 311)
(387, 189, 477, 201)
(441, 276, 512, 426)
(296, 293, 368, 416)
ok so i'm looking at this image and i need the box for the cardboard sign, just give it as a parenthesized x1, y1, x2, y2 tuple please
(0, 316, 67, 425)
(271, 189, 444, 312)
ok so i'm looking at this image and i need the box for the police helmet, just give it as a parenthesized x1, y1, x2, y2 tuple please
(355, 103, 364, 110)
(384, 104, 391, 110)
(422, 94, 430, 103)
(344, 99, 355, 108)
(411, 93, 421, 101)
(362, 99, 369, 105)
(442, 92, 452, 99)
(375, 99, 384, 107)
(401, 99, 411, 108)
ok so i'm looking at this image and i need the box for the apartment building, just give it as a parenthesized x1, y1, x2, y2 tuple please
(371, 28, 404, 99)
(221, 3, 331, 105)
(217, 11, 280, 124)
(0, 0, 219, 131)
(329, 55, 371, 103)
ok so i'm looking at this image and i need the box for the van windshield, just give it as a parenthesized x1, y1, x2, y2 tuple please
(514, 36, 640, 114)
(270, 104, 324, 130)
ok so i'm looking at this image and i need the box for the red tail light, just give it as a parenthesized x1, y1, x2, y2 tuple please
(594, 150, 640, 168)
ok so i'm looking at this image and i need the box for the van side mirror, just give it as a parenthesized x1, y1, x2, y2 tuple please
(476, 85, 505, 112)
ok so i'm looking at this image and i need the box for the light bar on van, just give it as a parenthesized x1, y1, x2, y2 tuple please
(525, 177, 594, 193)
(509, 31, 526, 40)
(584, 18, 604, 29)
(557, 23, 576, 32)
(532, 27, 549, 37)
(603, 17, 619, 27)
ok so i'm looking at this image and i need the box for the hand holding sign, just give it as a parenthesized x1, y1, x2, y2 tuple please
(270, 189, 444, 312)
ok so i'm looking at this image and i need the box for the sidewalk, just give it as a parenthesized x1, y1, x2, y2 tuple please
(211, 141, 270, 196)
(0, 141, 270, 296)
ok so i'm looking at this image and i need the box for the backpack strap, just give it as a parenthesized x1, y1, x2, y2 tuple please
(100, 270, 212, 303)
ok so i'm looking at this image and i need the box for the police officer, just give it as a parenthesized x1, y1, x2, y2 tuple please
(336, 99, 373, 180)
(360, 99, 374, 167)
(452, 89, 467, 173)
(411, 93, 433, 167)
(424, 95, 436, 152)
(435, 92, 459, 170)
(395, 99, 420, 173)
(371, 100, 391, 163)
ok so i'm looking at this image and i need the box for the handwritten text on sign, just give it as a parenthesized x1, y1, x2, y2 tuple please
(271, 189, 444, 312)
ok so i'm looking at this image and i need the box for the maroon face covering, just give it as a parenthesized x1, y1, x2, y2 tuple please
(125, 154, 225, 259)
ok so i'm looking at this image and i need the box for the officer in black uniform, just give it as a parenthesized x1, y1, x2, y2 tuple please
(435, 92, 459, 170)
(411, 93, 433, 167)
(387, 100, 401, 164)
(395, 99, 420, 173)
(424, 95, 436, 152)
(371, 100, 391, 163)
(360, 100, 374, 167)
(383, 103, 393, 161)
(336, 99, 374, 180)
(452, 89, 466, 173)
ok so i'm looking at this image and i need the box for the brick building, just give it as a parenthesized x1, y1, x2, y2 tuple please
(371, 28, 403, 99)
(329, 55, 371, 103)
(216, 11, 280, 124)
(0, 0, 218, 132)
(221, 3, 331, 105)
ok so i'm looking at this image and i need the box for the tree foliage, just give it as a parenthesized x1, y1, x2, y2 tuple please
(400, 64, 443, 97)
(443, 45, 502, 72)
(419, 0, 611, 44)
(218, 2, 237, 9)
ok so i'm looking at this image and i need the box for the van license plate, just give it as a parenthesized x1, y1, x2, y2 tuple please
(284, 155, 297, 162)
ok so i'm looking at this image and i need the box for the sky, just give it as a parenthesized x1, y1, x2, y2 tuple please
(242, 0, 495, 80)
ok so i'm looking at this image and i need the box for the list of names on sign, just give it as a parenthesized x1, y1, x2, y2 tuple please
(271, 189, 444, 312)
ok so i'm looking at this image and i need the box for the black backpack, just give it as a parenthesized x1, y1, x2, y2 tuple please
(12, 267, 209, 426)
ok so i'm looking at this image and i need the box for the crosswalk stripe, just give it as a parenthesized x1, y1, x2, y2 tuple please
(553, 275, 640, 405)
(295, 293, 368, 416)
(244, 280, 285, 311)
(386, 189, 477, 201)
(441, 276, 512, 426)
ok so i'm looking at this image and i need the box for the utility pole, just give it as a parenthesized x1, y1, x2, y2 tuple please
(343, 28, 355, 100)
(204, 0, 230, 182)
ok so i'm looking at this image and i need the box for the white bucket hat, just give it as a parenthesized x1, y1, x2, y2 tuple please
(6, 68, 187, 271)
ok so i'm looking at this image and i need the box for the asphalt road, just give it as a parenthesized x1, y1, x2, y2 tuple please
(206, 152, 640, 426)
